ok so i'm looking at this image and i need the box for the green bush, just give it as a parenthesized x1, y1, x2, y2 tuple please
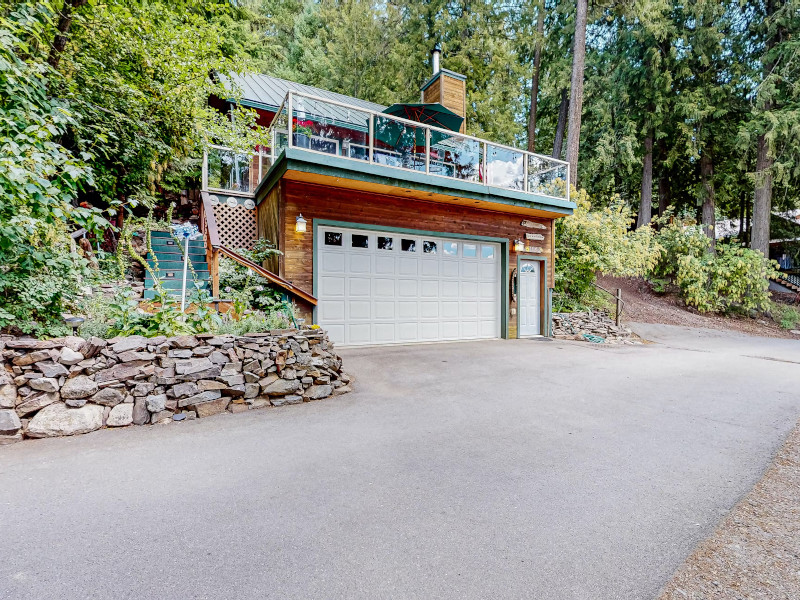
(654, 219, 777, 313)
(554, 187, 661, 311)
(771, 302, 800, 330)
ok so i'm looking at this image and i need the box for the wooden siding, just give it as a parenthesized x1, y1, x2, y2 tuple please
(422, 77, 441, 105)
(255, 182, 283, 274)
(277, 180, 555, 337)
(441, 75, 467, 133)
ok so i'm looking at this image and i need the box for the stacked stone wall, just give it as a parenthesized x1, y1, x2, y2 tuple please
(0, 329, 350, 445)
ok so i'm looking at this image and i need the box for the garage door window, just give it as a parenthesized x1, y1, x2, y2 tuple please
(423, 241, 437, 254)
(401, 239, 416, 252)
(443, 242, 457, 256)
(325, 232, 342, 246)
(378, 236, 393, 250)
(481, 245, 495, 259)
(463, 243, 477, 258)
(352, 234, 369, 248)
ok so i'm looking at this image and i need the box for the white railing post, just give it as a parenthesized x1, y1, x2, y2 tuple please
(202, 149, 208, 191)
(425, 128, 430, 175)
(369, 114, 374, 163)
(287, 92, 293, 149)
(523, 154, 529, 193)
(482, 143, 489, 186)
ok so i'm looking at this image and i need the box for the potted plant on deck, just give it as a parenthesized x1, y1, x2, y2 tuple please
(292, 119, 314, 148)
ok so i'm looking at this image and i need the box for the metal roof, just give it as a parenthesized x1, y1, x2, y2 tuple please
(222, 73, 386, 115)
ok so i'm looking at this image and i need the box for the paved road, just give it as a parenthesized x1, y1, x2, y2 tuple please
(1, 325, 798, 600)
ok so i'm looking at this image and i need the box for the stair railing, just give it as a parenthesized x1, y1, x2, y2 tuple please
(199, 191, 221, 298)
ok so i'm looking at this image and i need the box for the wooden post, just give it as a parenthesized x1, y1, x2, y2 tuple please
(615, 288, 622, 326)
(211, 249, 220, 299)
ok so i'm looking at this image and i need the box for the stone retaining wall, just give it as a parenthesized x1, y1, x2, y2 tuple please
(0, 329, 350, 445)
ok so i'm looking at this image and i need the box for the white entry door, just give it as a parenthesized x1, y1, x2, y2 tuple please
(518, 259, 541, 336)
(317, 226, 501, 346)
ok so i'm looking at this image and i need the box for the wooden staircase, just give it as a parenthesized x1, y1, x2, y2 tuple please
(772, 272, 800, 293)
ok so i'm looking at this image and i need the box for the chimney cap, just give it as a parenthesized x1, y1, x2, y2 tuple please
(431, 43, 441, 54)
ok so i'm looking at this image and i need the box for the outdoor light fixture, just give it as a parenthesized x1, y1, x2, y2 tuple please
(295, 214, 307, 233)
(514, 240, 524, 252)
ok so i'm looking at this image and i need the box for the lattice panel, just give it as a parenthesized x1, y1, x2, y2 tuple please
(214, 203, 256, 251)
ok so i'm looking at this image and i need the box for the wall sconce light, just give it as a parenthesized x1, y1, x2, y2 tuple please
(514, 239, 524, 252)
(295, 214, 307, 233)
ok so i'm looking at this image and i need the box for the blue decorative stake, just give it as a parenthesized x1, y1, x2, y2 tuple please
(171, 223, 200, 312)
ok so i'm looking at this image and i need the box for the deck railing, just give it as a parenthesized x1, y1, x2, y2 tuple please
(202, 91, 570, 203)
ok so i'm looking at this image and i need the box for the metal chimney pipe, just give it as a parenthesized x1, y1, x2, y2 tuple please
(431, 43, 441, 75)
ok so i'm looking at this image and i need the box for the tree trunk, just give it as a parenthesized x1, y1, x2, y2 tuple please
(48, 0, 88, 70)
(637, 131, 654, 228)
(658, 176, 670, 218)
(565, 0, 588, 186)
(752, 134, 773, 256)
(700, 150, 716, 248)
(552, 88, 568, 159)
(738, 192, 745, 239)
(527, 2, 545, 152)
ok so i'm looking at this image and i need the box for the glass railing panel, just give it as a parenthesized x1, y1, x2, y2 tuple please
(527, 155, 568, 199)
(486, 144, 525, 191)
(291, 93, 370, 160)
(429, 133, 483, 182)
(207, 146, 255, 194)
(372, 114, 426, 172)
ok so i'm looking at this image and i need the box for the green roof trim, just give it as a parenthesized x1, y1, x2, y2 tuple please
(255, 148, 575, 216)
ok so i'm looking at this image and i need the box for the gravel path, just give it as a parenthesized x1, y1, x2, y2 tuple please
(658, 421, 800, 599)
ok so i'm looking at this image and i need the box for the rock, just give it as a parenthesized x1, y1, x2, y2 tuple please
(62, 336, 85, 352)
(132, 382, 156, 397)
(209, 351, 229, 364)
(79, 337, 106, 359)
(0, 433, 23, 445)
(145, 394, 167, 413)
(106, 403, 134, 427)
(244, 383, 260, 399)
(15, 391, 59, 417)
(259, 374, 280, 391)
(12, 350, 51, 366)
(271, 394, 303, 406)
(150, 410, 173, 424)
(172, 335, 200, 349)
(116, 350, 155, 362)
(111, 336, 147, 353)
(250, 399, 270, 410)
(174, 358, 214, 376)
(94, 361, 152, 383)
(791, 330, 800, 336)
(173, 413, 187, 421)
(262, 378, 301, 396)
(132, 397, 149, 425)
(0, 409, 22, 435)
(304, 385, 332, 400)
(192, 397, 230, 417)
(26, 403, 104, 438)
(29, 377, 58, 393)
(58, 347, 84, 365)
(192, 346, 214, 357)
(5, 339, 61, 350)
(228, 403, 250, 414)
(90, 387, 124, 407)
(61, 375, 98, 399)
(65, 398, 88, 408)
(196, 380, 226, 392)
(168, 349, 193, 359)
(177, 366, 222, 382)
(0, 384, 16, 409)
(177, 390, 222, 408)
(169, 382, 198, 398)
(333, 385, 352, 396)
(36, 361, 70, 378)
(218, 374, 245, 387)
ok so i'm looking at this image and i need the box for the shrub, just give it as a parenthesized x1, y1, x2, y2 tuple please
(654, 219, 778, 313)
(554, 187, 661, 311)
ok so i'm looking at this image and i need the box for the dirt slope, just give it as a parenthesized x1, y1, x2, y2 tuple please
(597, 275, 796, 339)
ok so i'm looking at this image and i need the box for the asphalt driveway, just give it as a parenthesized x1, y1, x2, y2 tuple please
(1, 324, 798, 599)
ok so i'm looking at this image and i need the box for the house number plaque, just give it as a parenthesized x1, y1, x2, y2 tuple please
(521, 220, 547, 230)
(525, 233, 545, 241)
(525, 246, 543, 253)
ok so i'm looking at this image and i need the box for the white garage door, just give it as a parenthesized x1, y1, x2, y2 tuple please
(317, 226, 501, 346)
